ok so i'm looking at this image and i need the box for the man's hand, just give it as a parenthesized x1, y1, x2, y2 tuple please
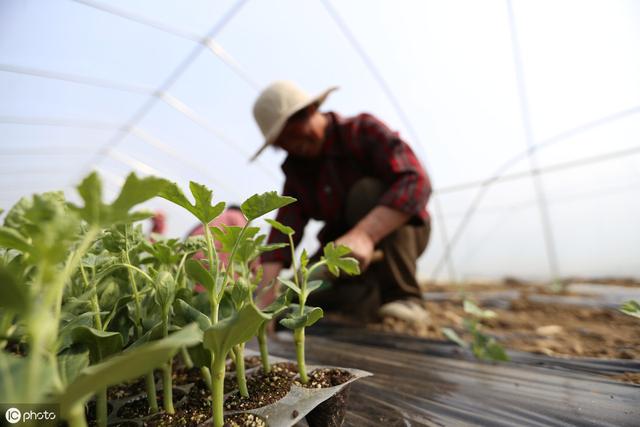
(337, 205, 411, 271)
(336, 228, 375, 271)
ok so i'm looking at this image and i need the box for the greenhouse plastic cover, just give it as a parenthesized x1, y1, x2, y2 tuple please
(266, 326, 640, 426)
(1, 0, 640, 282)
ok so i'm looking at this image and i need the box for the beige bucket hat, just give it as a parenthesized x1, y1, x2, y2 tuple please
(251, 81, 338, 161)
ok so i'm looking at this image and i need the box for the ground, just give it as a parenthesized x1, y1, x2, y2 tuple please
(364, 279, 640, 381)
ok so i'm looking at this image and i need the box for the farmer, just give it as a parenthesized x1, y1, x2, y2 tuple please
(252, 81, 431, 323)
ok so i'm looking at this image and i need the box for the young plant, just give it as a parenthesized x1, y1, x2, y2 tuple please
(268, 217, 360, 384)
(255, 289, 290, 374)
(99, 224, 161, 413)
(214, 223, 288, 393)
(161, 182, 295, 427)
(133, 236, 205, 414)
(0, 171, 181, 427)
(620, 300, 640, 319)
(442, 299, 509, 362)
(159, 181, 226, 323)
(58, 324, 201, 427)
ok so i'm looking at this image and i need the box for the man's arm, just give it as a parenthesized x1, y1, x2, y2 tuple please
(337, 205, 410, 271)
(336, 114, 430, 270)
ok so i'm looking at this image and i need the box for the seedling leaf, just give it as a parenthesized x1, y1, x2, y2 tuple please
(59, 324, 201, 417)
(173, 299, 212, 331)
(322, 242, 361, 276)
(442, 327, 468, 348)
(58, 313, 95, 351)
(185, 259, 216, 294)
(58, 348, 90, 387)
(279, 305, 324, 329)
(211, 225, 259, 254)
(0, 227, 32, 253)
(111, 174, 168, 218)
(76, 172, 102, 225)
(241, 192, 296, 221)
(258, 242, 289, 253)
(73, 172, 166, 226)
(620, 300, 640, 319)
(278, 278, 301, 295)
(265, 218, 294, 235)
(463, 300, 496, 319)
(0, 266, 28, 313)
(153, 270, 176, 312)
(70, 326, 124, 364)
(304, 280, 324, 298)
(202, 303, 268, 358)
(159, 181, 226, 224)
(0, 352, 53, 403)
(262, 289, 293, 316)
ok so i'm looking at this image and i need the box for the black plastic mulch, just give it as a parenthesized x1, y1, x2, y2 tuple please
(264, 324, 639, 427)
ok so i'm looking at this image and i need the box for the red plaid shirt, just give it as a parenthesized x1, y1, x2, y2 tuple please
(262, 112, 431, 267)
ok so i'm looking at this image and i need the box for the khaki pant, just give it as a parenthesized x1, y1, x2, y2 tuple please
(307, 177, 430, 321)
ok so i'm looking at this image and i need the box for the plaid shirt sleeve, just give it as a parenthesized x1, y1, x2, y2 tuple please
(260, 178, 308, 267)
(357, 114, 432, 220)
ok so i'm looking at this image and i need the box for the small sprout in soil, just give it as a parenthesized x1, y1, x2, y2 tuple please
(619, 300, 640, 319)
(269, 216, 359, 384)
(442, 299, 510, 362)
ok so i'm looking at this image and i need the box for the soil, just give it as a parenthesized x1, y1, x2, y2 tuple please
(163, 363, 239, 392)
(224, 362, 297, 411)
(294, 368, 354, 389)
(142, 405, 210, 426)
(223, 413, 267, 427)
(108, 377, 148, 400)
(363, 280, 640, 383)
(116, 389, 185, 419)
(142, 376, 213, 425)
(294, 368, 354, 427)
(371, 283, 640, 359)
(255, 361, 298, 379)
(172, 366, 203, 387)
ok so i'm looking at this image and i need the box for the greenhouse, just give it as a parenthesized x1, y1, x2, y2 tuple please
(0, 1, 638, 426)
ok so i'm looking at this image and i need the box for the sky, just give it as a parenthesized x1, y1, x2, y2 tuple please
(1, 0, 639, 281)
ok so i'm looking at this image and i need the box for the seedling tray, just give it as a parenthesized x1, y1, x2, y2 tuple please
(96, 350, 371, 426)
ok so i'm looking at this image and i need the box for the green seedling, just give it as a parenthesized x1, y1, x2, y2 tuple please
(0, 172, 322, 427)
(58, 324, 201, 427)
(135, 236, 205, 413)
(97, 224, 162, 413)
(215, 223, 288, 393)
(161, 182, 295, 427)
(160, 181, 226, 323)
(620, 300, 640, 319)
(255, 289, 291, 374)
(0, 172, 169, 426)
(442, 299, 509, 362)
(267, 217, 360, 384)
